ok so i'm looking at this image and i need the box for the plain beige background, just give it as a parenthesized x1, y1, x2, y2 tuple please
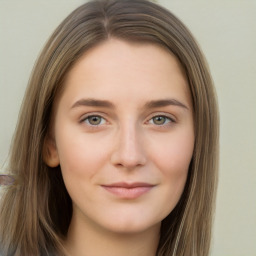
(0, 1, 255, 255)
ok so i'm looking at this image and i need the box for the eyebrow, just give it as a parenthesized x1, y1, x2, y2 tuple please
(71, 98, 189, 110)
(71, 99, 114, 109)
(144, 99, 189, 110)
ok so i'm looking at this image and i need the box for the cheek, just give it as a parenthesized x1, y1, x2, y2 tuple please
(151, 129, 194, 174)
(55, 131, 111, 205)
(55, 126, 110, 179)
(150, 130, 194, 201)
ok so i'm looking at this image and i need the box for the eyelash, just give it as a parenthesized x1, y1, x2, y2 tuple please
(80, 115, 107, 126)
(148, 115, 175, 126)
(80, 113, 176, 129)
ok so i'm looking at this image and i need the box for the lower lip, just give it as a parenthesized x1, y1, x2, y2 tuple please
(101, 186, 153, 199)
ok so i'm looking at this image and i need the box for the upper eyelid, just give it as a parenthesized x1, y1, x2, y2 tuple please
(146, 112, 176, 122)
(80, 112, 108, 121)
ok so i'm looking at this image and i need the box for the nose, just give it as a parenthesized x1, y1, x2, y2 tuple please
(110, 123, 146, 170)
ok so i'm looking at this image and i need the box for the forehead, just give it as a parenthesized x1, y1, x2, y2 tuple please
(67, 39, 186, 81)
(59, 38, 191, 109)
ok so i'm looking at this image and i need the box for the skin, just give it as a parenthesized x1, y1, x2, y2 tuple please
(45, 39, 194, 256)
(0, 175, 14, 185)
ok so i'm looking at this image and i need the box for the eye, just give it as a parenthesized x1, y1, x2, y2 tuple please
(149, 115, 174, 125)
(83, 115, 106, 126)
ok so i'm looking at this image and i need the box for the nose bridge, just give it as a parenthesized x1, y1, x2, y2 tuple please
(111, 118, 146, 168)
(122, 121, 140, 154)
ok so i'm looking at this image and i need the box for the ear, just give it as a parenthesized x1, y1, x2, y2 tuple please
(43, 134, 60, 167)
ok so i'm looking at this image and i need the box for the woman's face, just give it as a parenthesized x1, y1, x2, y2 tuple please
(46, 39, 194, 235)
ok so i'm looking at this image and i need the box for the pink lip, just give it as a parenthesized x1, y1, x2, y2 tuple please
(101, 182, 155, 199)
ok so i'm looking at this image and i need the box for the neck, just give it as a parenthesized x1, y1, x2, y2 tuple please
(64, 213, 160, 256)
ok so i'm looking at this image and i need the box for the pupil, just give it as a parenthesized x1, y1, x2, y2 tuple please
(154, 116, 165, 125)
(89, 116, 101, 125)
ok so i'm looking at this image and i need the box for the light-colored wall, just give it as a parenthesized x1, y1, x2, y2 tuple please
(0, 1, 255, 255)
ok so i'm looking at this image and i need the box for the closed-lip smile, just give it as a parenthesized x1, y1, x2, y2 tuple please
(101, 182, 155, 199)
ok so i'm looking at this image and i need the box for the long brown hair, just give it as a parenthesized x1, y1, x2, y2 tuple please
(0, 0, 219, 255)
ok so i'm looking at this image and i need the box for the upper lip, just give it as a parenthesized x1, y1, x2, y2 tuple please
(102, 182, 155, 188)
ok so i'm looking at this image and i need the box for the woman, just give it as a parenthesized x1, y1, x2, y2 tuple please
(0, 0, 219, 255)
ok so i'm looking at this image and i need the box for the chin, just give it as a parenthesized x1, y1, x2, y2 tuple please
(97, 213, 162, 235)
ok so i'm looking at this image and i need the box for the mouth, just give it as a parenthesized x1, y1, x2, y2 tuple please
(101, 182, 155, 199)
